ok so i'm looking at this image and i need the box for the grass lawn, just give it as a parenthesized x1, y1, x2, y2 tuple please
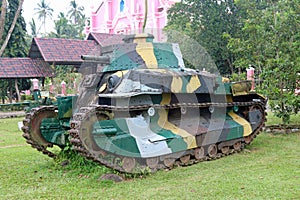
(266, 112, 300, 126)
(0, 117, 299, 200)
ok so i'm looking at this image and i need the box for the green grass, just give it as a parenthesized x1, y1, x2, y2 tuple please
(0, 117, 299, 199)
(0, 118, 25, 147)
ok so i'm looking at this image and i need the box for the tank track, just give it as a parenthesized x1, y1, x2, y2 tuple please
(22, 106, 58, 158)
(69, 101, 267, 173)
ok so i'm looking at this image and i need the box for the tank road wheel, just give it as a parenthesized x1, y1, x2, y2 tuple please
(163, 158, 176, 168)
(233, 141, 242, 151)
(113, 157, 122, 167)
(122, 157, 136, 173)
(208, 144, 218, 158)
(180, 154, 191, 165)
(194, 147, 205, 160)
(244, 135, 253, 145)
(220, 146, 230, 155)
(146, 157, 159, 169)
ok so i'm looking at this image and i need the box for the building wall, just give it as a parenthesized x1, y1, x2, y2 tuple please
(85, 0, 179, 41)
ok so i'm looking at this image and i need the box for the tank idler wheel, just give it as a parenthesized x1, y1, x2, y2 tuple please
(180, 154, 190, 164)
(146, 157, 159, 169)
(220, 146, 230, 155)
(122, 157, 136, 173)
(163, 158, 176, 168)
(194, 147, 205, 160)
(208, 144, 218, 158)
(244, 135, 253, 145)
(233, 141, 242, 151)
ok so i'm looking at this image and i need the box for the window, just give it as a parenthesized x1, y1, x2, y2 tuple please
(120, 0, 125, 12)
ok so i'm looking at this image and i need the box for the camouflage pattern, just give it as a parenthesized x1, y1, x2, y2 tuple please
(22, 33, 266, 173)
(101, 33, 185, 72)
(87, 34, 262, 159)
(92, 94, 254, 158)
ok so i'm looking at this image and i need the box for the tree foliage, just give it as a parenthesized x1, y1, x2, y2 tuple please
(2, 0, 28, 57)
(29, 18, 38, 37)
(166, 0, 241, 75)
(46, 2, 86, 39)
(228, 0, 300, 123)
(67, 0, 84, 24)
(0, 0, 24, 56)
(47, 12, 85, 39)
(30, 0, 86, 39)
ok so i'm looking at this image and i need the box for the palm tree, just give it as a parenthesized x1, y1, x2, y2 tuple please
(34, 0, 53, 33)
(29, 18, 38, 37)
(67, 0, 84, 24)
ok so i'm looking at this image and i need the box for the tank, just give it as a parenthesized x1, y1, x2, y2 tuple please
(22, 34, 267, 173)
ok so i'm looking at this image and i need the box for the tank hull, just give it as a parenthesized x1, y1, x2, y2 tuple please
(22, 33, 267, 173)
(69, 92, 266, 173)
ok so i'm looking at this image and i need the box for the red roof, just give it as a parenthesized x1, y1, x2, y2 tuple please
(0, 33, 128, 79)
(87, 33, 125, 47)
(28, 38, 101, 65)
(0, 58, 55, 78)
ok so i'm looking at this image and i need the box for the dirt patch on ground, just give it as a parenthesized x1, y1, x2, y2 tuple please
(0, 111, 25, 119)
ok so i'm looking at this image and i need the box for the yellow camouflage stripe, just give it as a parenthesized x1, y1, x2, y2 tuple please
(187, 75, 201, 93)
(134, 37, 158, 69)
(171, 77, 183, 93)
(158, 94, 197, 149)
(228, 111, 252, 136)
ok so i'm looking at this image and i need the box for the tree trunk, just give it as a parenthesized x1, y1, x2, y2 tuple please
(227, 58, 234, 75)
(0, 0, 25, 56)
(143, 0, 148, 32)
(14, 79, 20, 102)
(9, 79, 12, 103)
(0, 0, 7, 42)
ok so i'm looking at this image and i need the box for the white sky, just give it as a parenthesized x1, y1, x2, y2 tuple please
(22, 0, 103, 34)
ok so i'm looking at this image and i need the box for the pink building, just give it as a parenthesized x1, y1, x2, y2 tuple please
(85, 0, 179, 40)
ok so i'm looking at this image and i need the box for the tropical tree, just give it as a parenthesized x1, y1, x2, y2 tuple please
(0, 0, 24, 56)
(34, 0, 53, 33)
(227, 0, 300, 123)
(47, 12, 85, 39)
(166, 0, 241, 75)
(3, 0, 28, 57)
(67, 0, 84, 24)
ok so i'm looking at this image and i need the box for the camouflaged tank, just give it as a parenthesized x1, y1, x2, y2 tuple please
(22, 34, 267, 173)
